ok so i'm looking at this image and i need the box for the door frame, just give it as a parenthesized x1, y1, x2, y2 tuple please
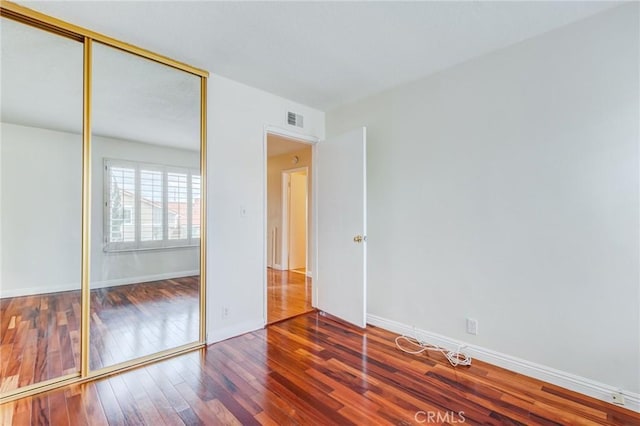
(281, 166, 309, 273)
(263, 125, 318, 326)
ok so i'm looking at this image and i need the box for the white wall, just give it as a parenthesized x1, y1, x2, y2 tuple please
(0, 122, 199, 297)
(327, 4, 639, 396)
(207, 74, 324, 342)
(1, 123, 82, 296)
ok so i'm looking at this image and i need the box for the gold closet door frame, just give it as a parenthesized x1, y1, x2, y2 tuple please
(0, 0, 208, 403)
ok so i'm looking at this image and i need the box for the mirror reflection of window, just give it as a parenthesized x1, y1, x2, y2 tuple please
(90, 42, 201, 371)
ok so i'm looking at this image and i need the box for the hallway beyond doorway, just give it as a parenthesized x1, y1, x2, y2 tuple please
(267, 268, 313, 324)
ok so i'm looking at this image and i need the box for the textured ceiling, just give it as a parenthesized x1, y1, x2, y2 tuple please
(2, 1, 622, 147)
(17, 1, 620, 110)
(1, 18, 201, 150)
(1, 18, 83, 134)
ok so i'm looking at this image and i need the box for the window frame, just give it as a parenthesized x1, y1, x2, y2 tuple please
(103, 158, 201, 252)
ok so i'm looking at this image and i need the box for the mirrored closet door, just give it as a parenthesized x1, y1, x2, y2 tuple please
(89, 42, 202, 371)
(0, 2, 206, 400)
(0, 17, 83, 392)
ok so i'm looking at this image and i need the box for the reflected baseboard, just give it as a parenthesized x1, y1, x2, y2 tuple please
(0, 269, 200, 298)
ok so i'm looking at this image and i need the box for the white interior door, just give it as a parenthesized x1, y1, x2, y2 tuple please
(288, 172, 308, 270)
(316, 127, 367, 328)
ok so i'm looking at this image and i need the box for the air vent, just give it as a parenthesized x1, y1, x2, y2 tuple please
(287, 111, 304, 128)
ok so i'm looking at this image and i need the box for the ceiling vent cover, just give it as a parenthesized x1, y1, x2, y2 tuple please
(287, 111, 304, 128)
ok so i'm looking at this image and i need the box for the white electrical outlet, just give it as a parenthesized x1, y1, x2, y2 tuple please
(222, 307, 229, 319)
(466, 318, 478, 335)
(612, 392, 625, 405)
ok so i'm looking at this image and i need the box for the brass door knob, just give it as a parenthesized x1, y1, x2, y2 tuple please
(353, 235, 365, 243)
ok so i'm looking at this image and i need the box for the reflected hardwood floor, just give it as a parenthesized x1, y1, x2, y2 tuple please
(89, 277, 199, 370)
(2, 312, 638, 425)
(0, 291, 79, 393)
(0, 277, 198, 393)
(267, 268, 313, 324)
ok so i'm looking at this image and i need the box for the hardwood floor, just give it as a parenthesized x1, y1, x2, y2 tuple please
(0, 277, 199, 393)
(267, 268, 313, 324)
(1, 312, 638, 425)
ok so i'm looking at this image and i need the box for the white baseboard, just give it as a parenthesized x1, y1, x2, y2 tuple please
(272, 263, 284, 271)
(0, 282, 79, 298)
(0, 270, 200, 298)
(207, 319, 264, 344)
(367, 314, 640, 413)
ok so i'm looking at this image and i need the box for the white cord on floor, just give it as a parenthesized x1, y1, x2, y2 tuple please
(395, 333, 472, 367)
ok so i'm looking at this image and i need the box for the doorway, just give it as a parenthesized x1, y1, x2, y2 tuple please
(266, 133, 314, 324)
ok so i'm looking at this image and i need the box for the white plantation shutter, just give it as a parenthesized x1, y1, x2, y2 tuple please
(108, 165, 136, 247)
(191, 174, 201, 239)
(104, 159, 200, 252)
(140, 169, 164, 242)
(168, 172, 188, 240)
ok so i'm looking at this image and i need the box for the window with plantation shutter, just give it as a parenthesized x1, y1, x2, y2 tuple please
(104, 159, 200, 252)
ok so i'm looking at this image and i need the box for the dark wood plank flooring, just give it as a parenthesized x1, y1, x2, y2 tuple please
(0, 277, 199, 393)
(2, 312, 638, 425)
(0, 291, 80, 394)
(267, 268, 313, 324)
(89, 277, 199, 370)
